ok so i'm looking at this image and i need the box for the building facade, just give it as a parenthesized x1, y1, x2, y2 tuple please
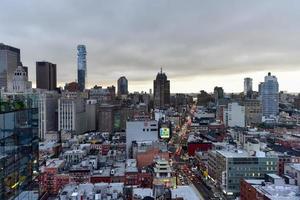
(38, 91, 59, 140)
(36, 61, 57, 90)
(0, 43, 21, 91)
(261, 72, 279, 117)
(223, 102, 245, 127)
(117, 76, 128, 96)
(214, 150, 277, 196)
(244, 77, 253, 96)
(153, 69, 170, 109)
(77, 45, 87, 91)
(11, 66, 32, 93)
(58, 97, 87, 135)
(0, 108, 39, 199)
(126, 120, 159, 157)
(244, 99, 262, 126)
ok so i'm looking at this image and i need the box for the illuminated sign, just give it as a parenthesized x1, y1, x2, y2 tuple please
(160, 127, 170, 139)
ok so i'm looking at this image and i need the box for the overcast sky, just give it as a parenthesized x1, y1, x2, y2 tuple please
(1, 0, 300, 93)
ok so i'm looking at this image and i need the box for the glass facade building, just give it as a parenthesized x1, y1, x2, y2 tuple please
(0, 108, 39, 199)
(261, 72, 279, 117)
(117, 76, 128, 96)
(77, 45, 87, 91)
(215, 150, 278, 196)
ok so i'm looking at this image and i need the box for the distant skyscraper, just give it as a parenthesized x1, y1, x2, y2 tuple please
(0, 43, 21, 91)
(77, 45, 87, 91)
(117, 76, 128, 96)
(153, 68, 170, 109)
(214, 86, 224, 102)
(244, 77, 253, 96)
(261, 72, 279, 117)
(36, 61, 57, 90)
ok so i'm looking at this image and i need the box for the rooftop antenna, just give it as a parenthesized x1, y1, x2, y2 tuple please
(160, 67, 163, 73)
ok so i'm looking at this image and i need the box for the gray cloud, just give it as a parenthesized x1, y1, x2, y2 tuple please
(1, 0, 300, 91)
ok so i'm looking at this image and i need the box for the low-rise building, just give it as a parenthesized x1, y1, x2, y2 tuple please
(214, 148, 278, 196)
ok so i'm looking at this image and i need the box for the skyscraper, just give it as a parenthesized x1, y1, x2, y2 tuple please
(36, 61, 57, 90)
(0, 43, 21, 91)
(77, 45, 87, 91)
(261, 72, 279, 117)
(244, 77, 253, 96)
(117, 76, 128, 96)
(153, 68, 170, 109)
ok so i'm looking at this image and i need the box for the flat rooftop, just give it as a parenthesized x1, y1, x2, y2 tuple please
(254, 183, 300, 200)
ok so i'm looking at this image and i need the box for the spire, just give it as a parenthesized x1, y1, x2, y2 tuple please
(160, 67, 163, 74)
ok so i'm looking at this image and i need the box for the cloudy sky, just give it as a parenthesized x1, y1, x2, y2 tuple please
(1, 0, 300, 93)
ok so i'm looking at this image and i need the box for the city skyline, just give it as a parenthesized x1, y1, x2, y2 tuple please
(2, 0, 300, 93)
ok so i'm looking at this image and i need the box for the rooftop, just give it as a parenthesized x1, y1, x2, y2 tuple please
(46, 159, 65, 168)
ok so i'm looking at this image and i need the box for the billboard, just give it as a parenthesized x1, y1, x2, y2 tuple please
(160, 127, 170, 139)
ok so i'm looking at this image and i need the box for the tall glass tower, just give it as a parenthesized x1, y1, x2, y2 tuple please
(261, 72, 279, 117)
(77, 45, 87, 91)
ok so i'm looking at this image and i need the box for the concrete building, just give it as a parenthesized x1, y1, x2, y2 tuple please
(0, 43, 21, 91)
(77, 45, 87, 91)
(213, 149, 278, 196)
(244, 99, 262, 126)
(58, 97, 87, 135)
(261, 72, 279, 117)
(58, 183, 124, 200)
(97, 104, 117, 133)
(11, 66, 32, 92)
(223, 102, 245, 127)
(240, 175, 300, 200)
(244, 77, 253, 96)
(153, 68, 170, 109)
(126, 120, 159, 157)
(117, 76, 128, 96)
(36, 61, 57, 90)
(86, 99, 97, 131)
(284, 163, 300, 186)
(38, 91, 59, 140)
(153, 159, 175, 188)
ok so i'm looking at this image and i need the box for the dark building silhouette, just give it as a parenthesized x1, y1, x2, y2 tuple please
(64, 81, 80, 92)
(0, 43, 22, 90)
(36, 61, 57, 90)
(214, 86, 224, 102)
(117, 76, 128, 96)
(153, 68, 170, 109)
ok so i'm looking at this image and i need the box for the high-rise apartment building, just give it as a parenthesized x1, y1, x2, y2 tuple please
(0, 43, 21, 91)
(261, 72, 279, 117)
(58, 97, 87, 135)
(117, 76, 128, 96)
(36, 61, 57, 90)
(38, 91, 59, 140)
(214, 86, 224, 104)
(153, 69, 170, 109)
(244, 77, 253, 96)
(0, 107, 39, 199)
(77, 45, 87, 91)
(223, 102, 245, 127)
